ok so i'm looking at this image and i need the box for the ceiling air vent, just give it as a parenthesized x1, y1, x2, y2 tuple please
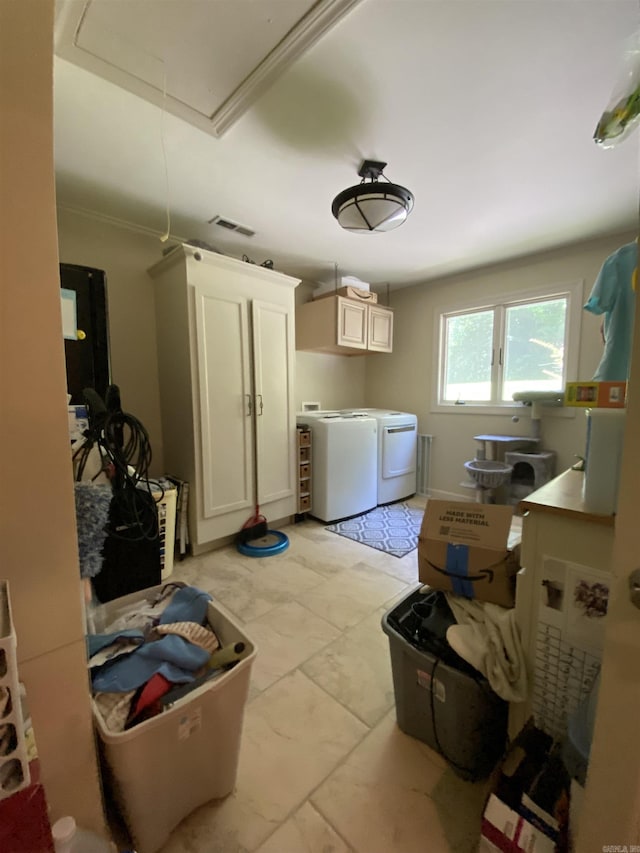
(208, 215, 255, 238)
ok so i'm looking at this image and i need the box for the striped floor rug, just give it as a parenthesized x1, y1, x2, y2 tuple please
(325, 502, 424, 558)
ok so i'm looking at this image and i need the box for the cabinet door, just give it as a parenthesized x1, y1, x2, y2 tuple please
(252, 300, 296, 505)
(195, 287, 254, 518)
(337, 297, 367, 349)
(368, 305, 394, 352)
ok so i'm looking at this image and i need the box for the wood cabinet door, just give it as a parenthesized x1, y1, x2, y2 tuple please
(336, 297, 367, 349)
(252, 299, 296, 506)
(368, 305, 394, 352)
(194, 286, 254, 519)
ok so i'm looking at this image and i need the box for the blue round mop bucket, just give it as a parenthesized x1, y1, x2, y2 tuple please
(236, 507, 289, 557)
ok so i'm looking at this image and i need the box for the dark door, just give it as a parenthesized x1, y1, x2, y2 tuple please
(60, 263, 110, 404)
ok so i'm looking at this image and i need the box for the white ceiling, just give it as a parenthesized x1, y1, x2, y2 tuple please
(53, 0, 640, 289)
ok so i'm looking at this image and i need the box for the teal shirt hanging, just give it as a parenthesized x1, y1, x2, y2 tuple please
(584, 241, 637, 381)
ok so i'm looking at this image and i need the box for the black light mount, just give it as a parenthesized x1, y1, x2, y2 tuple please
(357, 159, 388, 180)
(332, 159, 414, 233)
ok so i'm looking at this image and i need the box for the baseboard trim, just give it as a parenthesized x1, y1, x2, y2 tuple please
(427, 488, 476, 502)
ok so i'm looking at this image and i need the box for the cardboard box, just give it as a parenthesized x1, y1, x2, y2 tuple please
(479, 721, 570, 853)
(480, 794, 556, 852)
(564, 380, 626, 408)
(417, 500, 520, 608)
(313, 275, 371, 296)
(313, 286, 378, 303)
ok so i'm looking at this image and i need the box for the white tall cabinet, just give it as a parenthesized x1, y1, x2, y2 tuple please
(149, 244, 300, 553)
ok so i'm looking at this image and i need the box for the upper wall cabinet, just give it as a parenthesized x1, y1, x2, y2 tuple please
(296, 295, 393, 355)
(148, 244, 300, 552)
(367, 304, 394, 352)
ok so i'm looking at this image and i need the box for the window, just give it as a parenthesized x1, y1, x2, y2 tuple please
(434, 281, 582, 412)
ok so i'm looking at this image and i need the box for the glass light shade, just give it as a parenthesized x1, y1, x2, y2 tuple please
(332, 181, 414, 233)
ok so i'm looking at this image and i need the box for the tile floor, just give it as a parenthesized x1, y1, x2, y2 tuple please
(115, 497, 493, 853)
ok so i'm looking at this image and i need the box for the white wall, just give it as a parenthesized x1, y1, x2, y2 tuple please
(57, 208, 167, 475)
(56, 217, 368, 446)
(294, 281, 366, 410)
(295, 351, 366, 411)
(366, 230, 638, 498)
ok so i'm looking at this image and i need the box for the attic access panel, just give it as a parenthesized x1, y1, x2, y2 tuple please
(54, 0, 360, 137)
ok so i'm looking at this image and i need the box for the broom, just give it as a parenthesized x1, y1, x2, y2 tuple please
(237, 503, 268, 544)
(236, 411, 270, 544)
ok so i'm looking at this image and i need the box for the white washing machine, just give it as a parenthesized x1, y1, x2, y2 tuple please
(341, 409, 418, 505)
(296, 412, 377, 523)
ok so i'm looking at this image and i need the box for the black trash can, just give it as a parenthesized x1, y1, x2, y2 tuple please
(381, 585, 508, 781)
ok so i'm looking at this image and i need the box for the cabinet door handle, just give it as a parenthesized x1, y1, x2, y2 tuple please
(245, 395, 252, 416)
(256, 394, 264, 416)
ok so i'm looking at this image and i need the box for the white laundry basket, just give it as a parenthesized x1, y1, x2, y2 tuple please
(90, 586, 256, 853)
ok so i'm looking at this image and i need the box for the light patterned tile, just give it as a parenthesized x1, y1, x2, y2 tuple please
(235, 553, 328, 594)
(311, 712, 453, 853)
(380, 549, 421, 584)
(302, 607, 395, 726)
(430, 767, 494, 852)
(154, 499, 479, 853)
(278, 529, 359, 578)
(246, 601, 341, 692)
(173, 544, 239, 576)
(286, 512, 423, 582)
(350, 552, 421, 585)
(182, 553, 326, 623)
(382, 582, 422, 613)
(255, 802, 351, 853)
(300, 562, 406, 630)
(157, 796, 255, 853)
(407, 495, 428, 509)
(172, 547, 254, 607)
(160, 670, 367, 852)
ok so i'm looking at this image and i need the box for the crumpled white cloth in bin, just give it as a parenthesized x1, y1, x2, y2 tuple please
(444, 594, 528, 703)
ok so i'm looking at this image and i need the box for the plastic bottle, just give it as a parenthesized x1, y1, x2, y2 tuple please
(51, 816, 117, 853)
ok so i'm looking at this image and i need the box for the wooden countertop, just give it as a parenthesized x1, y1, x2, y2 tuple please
(518, 468, 615, 526)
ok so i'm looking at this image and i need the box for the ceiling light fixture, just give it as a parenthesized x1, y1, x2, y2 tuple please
(331, 159, 414, 233)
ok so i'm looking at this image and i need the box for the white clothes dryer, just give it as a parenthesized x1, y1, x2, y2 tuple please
(341, 409, 418, 505)
(295, 412, 377, 523)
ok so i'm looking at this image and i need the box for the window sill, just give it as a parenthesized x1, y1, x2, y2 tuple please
(430, 402, 576, 419)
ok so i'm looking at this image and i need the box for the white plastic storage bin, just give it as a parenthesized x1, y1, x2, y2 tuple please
(0, 581, 31, 799)
(90, 585, 256, 853)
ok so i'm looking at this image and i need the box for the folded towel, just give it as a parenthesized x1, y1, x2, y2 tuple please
(154, 622, 219, 654)
(444, 594, 528, 703)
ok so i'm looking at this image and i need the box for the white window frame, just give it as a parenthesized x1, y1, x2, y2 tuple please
(431, 280, 583, 416)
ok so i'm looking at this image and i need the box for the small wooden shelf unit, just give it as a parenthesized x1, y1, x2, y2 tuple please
(297, 427, 312, 516)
